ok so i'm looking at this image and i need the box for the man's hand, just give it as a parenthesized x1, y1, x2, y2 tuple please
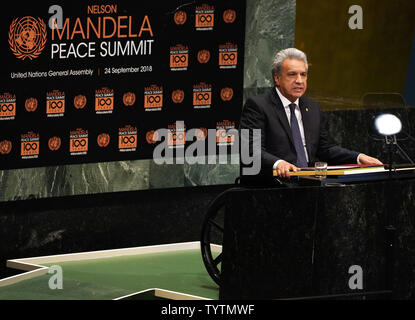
(276, 160, 300, 178)
(358, 154, 383, 165)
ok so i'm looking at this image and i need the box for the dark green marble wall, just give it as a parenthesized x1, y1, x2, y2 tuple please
(0, 0, 296, 202)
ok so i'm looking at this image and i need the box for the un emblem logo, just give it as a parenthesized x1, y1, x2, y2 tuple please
(8, 16, 47, 60)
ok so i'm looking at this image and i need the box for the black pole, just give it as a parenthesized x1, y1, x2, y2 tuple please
(385, 135, 396, 299)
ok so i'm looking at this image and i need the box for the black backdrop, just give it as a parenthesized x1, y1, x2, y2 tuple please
(0, 0, 246, 169)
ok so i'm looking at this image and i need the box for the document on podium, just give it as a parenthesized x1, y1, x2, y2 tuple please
(273, 164, 387, 177)
(273, 164, 415, 177)
(273, 164, 415, 185)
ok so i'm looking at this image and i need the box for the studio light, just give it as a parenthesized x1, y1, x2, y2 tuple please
(373, 113, 414, 170)
(374, 113, 402, 136)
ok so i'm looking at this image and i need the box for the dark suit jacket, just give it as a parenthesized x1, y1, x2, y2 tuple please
(239, 88, 359, 184)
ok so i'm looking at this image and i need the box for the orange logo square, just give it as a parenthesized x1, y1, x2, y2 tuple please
(170, 53, 188, 68)
(119, 134, 137, 149)
(195, 13, 214, 28)
(144, 94, 163, 108)
(46, 99, 65, 114)
(193, 92, 212, 106)
(216, 130, 235, 144)
(0, 102, 16, 117)
(21, 141, 39, 156)
(70, 138, 88, 153)
(219, 52, 238, 66)
(95, 97, 114, 111)
(168, 131, 186, 146)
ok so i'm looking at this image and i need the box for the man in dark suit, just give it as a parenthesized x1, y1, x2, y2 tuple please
(240, 48, 382, 183)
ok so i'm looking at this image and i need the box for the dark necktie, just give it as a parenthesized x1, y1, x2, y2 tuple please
(289, 103, 308, 168)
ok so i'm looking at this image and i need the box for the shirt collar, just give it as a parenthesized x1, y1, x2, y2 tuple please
(275, 87, 299, 108)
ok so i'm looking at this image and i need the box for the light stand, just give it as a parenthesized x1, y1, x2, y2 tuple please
(385, 135, 395, 175)
(383, 134, 414, 174)
(375, 113, 404, 173)
(374, 113, 403, 299)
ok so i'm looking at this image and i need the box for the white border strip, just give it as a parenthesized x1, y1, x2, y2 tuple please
(113, 288, 212, 301)
(7, 241, 201, 266)
(0, 266, 49, 287)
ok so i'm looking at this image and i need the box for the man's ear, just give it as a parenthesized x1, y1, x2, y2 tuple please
(273, 74, 280, 87)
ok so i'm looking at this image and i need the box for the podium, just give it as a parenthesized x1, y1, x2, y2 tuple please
(219, 168, 415, 299)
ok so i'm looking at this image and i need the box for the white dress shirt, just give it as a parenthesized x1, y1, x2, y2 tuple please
(272, 88, 361, 170)
(273, 87, 309, 169)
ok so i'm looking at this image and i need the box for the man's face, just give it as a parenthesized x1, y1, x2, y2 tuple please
(274, 58, 307, 103)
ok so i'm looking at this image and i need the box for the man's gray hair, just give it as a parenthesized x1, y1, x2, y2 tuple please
(271, 48, 308, 77)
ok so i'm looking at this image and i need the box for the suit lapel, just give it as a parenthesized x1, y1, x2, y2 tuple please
(269, 88, 294, 145)
(299, 97, 312, 160)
